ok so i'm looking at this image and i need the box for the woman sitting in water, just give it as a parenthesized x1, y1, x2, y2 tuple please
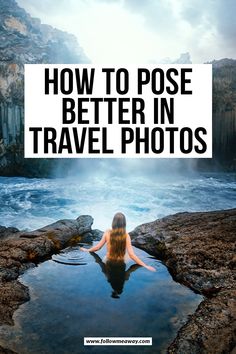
(80, 212, 156, 272)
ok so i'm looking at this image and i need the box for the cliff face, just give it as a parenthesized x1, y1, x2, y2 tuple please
(0, 0, 88, 66)
(0, 1, 235, 175)
(196, 59, 236, 171)
(212, 59, 236, 169)
(0, 0, 89, 176)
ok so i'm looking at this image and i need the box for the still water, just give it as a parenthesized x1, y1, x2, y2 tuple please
(0, 244, 202, 354)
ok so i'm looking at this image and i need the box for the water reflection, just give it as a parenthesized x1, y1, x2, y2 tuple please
(0, 245, 203, 354)
(91, 253, 141, 298)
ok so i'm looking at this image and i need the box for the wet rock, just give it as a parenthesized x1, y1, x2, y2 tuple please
(0, 281, 29, 326)
(91, 229, 104, 241)
(0, 346, 18, 354)
(80, 229, 104, 243)
(0, 226, 19, 240)
(76, 215, 94, 235)
(19, 215, 94, 248)
(168, 290, 236, 354)
(130, 208, 236, 353)
(0, 215, 99, 327)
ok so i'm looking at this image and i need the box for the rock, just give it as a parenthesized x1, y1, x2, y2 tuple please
(130, 208, 236, 353)
(76, 215, 94, 234)
(91, 229, 104, 241)
(0, 281, 29, 326)
(0, 346, 18, 354)
(198, 59, 236, 170)
(0, 0, 88, 67)
(19, 215, 94, 247)
(0, 0, 89, 177)
(0, 215, 101, 328)
(0, 225, 19, 240)
(168, 290, 236, 354)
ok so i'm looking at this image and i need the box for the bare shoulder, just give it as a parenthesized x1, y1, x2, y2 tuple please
(104, 229, 111, 240)
(126, 233, 132, 243)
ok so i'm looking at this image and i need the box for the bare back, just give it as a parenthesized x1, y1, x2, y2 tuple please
(105, 229, 129, 261)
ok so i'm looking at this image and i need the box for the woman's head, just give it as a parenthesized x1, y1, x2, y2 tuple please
(112, 212, 126, 231)
(109, 212, 127, 262)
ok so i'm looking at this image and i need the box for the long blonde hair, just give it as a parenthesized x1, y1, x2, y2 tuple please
(109, 212, 127, 261)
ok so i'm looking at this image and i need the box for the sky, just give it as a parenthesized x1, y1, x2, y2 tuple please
(16, 0, 236, 64)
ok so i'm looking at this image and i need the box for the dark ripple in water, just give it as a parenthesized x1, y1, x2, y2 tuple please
(52, 247, 87, 265)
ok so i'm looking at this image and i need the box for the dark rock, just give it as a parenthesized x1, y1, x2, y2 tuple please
(0, 0, 88, 69)
(130, 208, 236, 354)
(0, 0, 89, 177)
(0, 280, 29, 326)
(91, 229, 104, 241)
(198, 59, 236, 171)
(80, 229, 103, 243)
(76, 215, 94, 234)
(19, 216, 94, 247)
(0, 215, 98, 327)
(168, 290, 236, 354)
(0, 345, 18, 354)
(0, 226, 19, 240)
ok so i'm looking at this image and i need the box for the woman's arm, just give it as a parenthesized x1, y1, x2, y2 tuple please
(80, 231, 107, 253)
(126, 234, 156, 272)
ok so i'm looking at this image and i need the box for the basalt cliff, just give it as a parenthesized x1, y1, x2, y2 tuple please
(0, 0, 236, 175)
(202, 58, 236, 171)
(0, 0, 89, 176)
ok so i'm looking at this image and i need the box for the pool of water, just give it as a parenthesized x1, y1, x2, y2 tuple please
(0, 243, 202, 354)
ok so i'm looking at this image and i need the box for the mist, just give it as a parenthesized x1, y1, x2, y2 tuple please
(17, 0, 236, 64)
(52, 158, 198, 183)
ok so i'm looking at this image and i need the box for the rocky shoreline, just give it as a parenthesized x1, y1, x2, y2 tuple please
(130, 208, 236, 353)
(0, 209, 235, 353)
(0, 216, 101, 327)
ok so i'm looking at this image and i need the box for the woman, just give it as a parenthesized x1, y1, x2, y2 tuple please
(80, 212, 156, 272)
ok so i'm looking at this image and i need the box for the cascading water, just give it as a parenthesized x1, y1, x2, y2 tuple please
(0, 167, 235, 231)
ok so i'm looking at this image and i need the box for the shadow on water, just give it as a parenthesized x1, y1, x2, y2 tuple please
(0, 244, 203, 354)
